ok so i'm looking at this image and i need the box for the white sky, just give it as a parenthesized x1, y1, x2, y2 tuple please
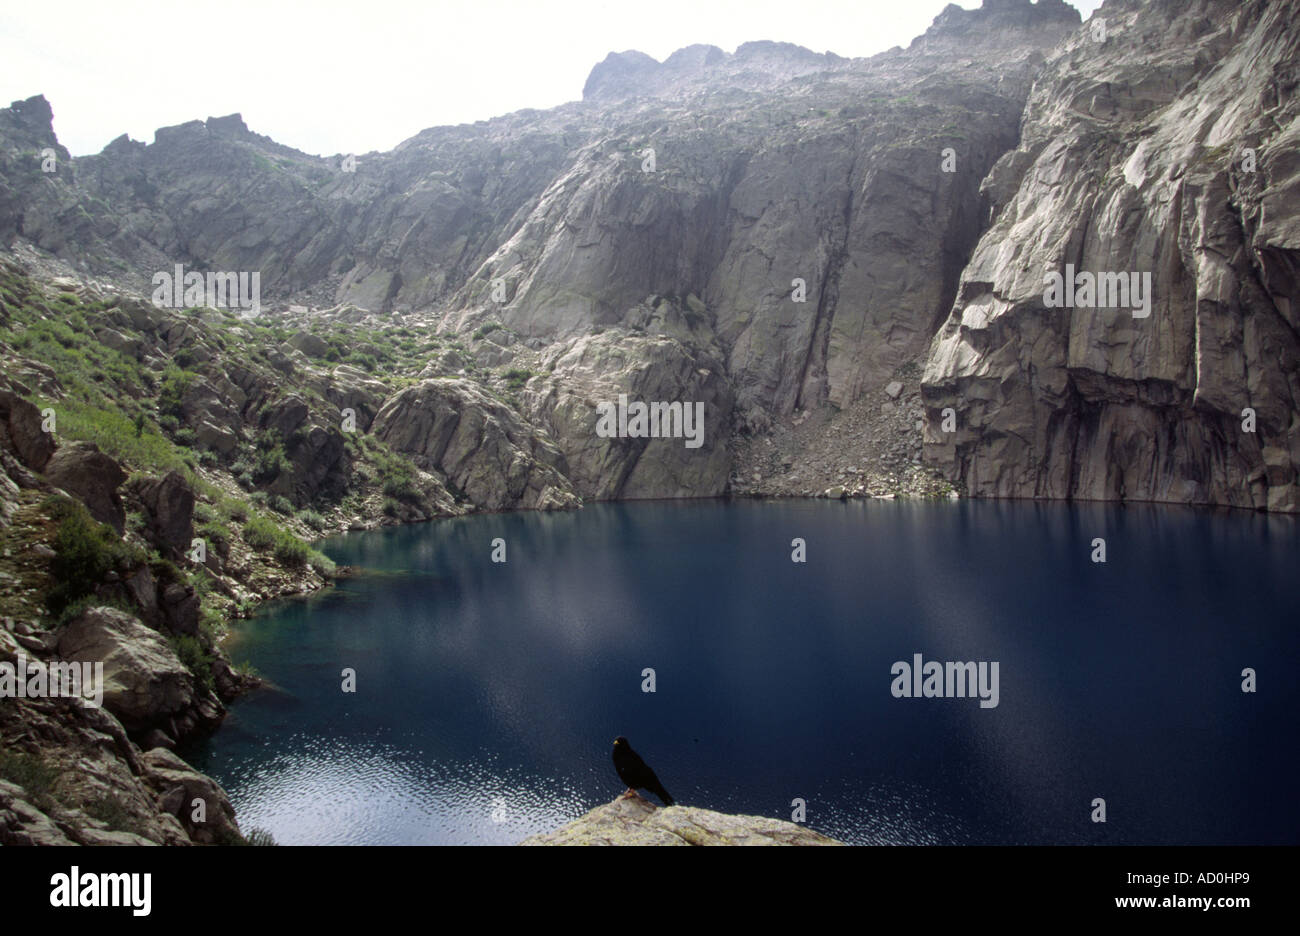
(1, 0, 1103, 158)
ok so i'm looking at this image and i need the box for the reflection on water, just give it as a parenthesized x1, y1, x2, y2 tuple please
(187, 499, 1300, 845)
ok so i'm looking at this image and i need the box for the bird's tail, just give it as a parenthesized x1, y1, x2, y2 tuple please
(650, 783, 674, 807)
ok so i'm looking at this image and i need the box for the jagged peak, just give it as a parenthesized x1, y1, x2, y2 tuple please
(913, 0, 1081, 50)
(581, 41, 842, 101)
(733, 40, 834, 64)
(582, 50, 662, 99)
(1, 95, 58, 145)
(662, 43, 727, 71)
(205, 113, 251, 139)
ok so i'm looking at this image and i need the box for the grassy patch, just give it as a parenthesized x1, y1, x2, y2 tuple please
(0, 749, 62, 812)
(85, 794, 143, 835)
(44, 496, 145, 616)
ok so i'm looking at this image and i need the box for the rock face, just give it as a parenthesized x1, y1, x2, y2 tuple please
(520, 791, 841, 845)
(0, 624, 241, 846)
(137, 747, 241, 845)
(0, 389, 54, 473)
(42, 442, 127, 533)
(56, 606, 219, 739)
(130, 470, 195, 557)
(372, 378, 580, 510)
(1, 0, 1297, 511)
(922, 0, 1300, 511)
(525, 324, 734, 498)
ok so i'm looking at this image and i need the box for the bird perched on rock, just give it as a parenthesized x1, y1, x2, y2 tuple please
(612, 736, 674, 806)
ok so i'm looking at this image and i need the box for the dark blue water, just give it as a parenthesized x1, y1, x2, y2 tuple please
(188, 498, 1300, 845)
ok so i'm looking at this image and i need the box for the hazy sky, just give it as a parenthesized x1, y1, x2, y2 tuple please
(1, 0, 1103, 158)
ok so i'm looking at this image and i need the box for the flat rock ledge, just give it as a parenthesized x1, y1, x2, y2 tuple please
(520, 791, 842, 846)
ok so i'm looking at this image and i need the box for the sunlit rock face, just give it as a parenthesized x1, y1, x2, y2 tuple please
(922, 0, 1300, 511)
(520, 790, 842, 845)
(3, 0, 1296, 509)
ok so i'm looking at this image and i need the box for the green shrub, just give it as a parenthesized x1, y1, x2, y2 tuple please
(382, 476, 420, 503)
(242, 515, 278, 550)
(0, 750, 61, 812)
(149, 557, 187, 589)
(197, 520, 230, 554)
(473, 322, 502, 340)
(297, 509, 327, 532)
(307, 550, 336, 578)
(45, 497, 143, 616)
(502, 367, 533, 390)
(243, 514, 310, 567)
(273, 536, 309, 566)
(199, 605, 227, 642)
(56, 593, 137, 626)
(254, 443, 290, 484)
(381, 497, 400, 517)
(158, 366, 196, 421)
(85, 795, 141, 834)
(241, 827, 278, 846)
(269, 495, 294, 515)
(168, 634, 215, 692)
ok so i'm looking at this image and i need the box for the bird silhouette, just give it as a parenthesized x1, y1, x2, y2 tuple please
(612, 736, 674, 806)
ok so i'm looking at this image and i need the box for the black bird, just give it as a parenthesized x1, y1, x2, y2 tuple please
(612, 736, 674, 806)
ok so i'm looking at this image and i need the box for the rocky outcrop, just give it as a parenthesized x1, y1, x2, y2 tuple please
(372, 378, 580, 510)
(43, 442, 127, 533)
(0, 388, 54, 473)
(56, 606, 221, 740)
(521, 790, 841, 845)
(137, 747, 241, 845)
(0, 624, 241, 845)
(525, 323, 734, 498)
(922, 0, 1300, 511)
(130, 470, 194, 558)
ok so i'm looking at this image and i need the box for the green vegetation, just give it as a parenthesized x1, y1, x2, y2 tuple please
(169, 633, 215, 692)
(359, 434, 423, 505)
(252, 430, 291, 484)
(85, 794, 143, 835)
(297, 508, 327, 532)
(240, 511, 328, 573)
(45, 496, 145, 616)
(502, 367, 533, 390)
(55, 592, 138, 626)
(0, 750, 62, 812)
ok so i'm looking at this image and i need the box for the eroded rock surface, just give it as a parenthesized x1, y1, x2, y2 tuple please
(520, 790, 842, 846)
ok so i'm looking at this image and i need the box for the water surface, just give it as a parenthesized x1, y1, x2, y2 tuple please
(188, 499, 1300, 845)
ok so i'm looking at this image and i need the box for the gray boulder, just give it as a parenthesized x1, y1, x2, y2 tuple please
(521, 791, 842, 845)
(43, 442, 126, 533)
